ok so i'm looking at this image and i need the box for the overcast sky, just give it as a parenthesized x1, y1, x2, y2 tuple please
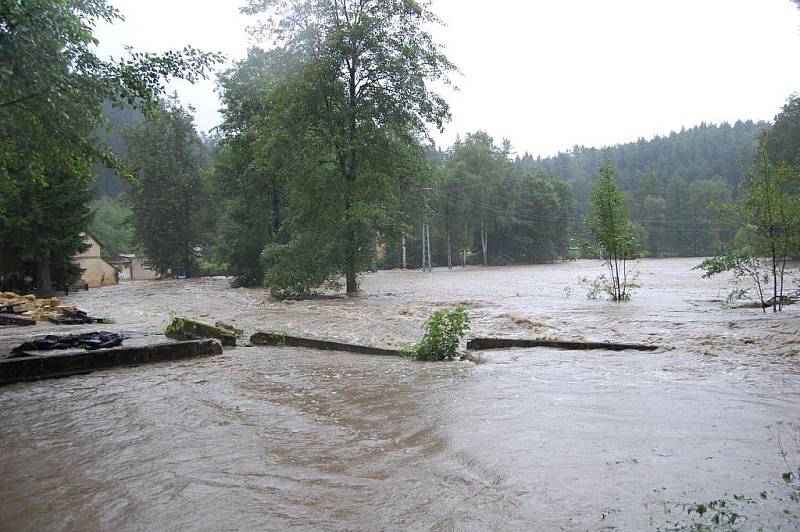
(95, 0, 800, 158)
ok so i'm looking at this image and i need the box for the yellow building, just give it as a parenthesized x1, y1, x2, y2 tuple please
(74, 234, 118, 288)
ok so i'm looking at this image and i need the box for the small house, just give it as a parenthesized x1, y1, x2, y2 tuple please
(74, 234, 118, 288)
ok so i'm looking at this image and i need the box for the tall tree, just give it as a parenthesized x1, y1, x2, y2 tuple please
(0, 171, 93, 294)
(213, 48, 289, 287)
(243, 0, 454, 294)
(125, 102, 210, 277)
(768, 94, 800, 168)
(445, 132, 509, 266)
(0, 0, 221, 294)
(585, 157, 636, 301)
(698, 135, 800, 311)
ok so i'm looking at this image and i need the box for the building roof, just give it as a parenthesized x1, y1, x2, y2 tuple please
(79, 232, 108, 250)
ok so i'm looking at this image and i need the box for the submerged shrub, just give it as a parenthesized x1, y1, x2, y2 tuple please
(408, 307, 470, 361)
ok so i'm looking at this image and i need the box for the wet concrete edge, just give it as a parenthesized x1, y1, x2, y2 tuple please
(250, 332, 405, 357)
(0, 339, 223, 386)
(465, 337, 660, 352)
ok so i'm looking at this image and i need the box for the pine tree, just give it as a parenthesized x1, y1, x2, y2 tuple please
(125, 102, 209, 277)
(0, 171, 93, 295)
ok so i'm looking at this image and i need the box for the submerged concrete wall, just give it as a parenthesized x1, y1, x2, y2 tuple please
(0, 339, 222, 386)
(250, 332, 405, 357)
(465, 338, 659, 352)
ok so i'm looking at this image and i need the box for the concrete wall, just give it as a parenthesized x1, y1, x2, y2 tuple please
(130, 257, 158, 280)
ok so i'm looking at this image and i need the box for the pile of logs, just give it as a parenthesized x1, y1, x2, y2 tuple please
(0, 292, 100, 325)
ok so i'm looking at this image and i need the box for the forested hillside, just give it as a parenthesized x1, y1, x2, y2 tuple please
(518, 121, 767, 210)
(515, 121, 769, 256)
(92, 103, 143, 198)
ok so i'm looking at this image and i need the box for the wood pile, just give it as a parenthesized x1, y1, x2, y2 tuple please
(0, 291, 90, 323)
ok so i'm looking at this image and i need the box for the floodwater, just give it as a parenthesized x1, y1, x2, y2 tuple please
(1, 259, 799, 530)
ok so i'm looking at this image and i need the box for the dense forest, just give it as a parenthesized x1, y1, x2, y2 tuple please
(1, 0, 799, 299)
(518, 120, 769, 257)
(90, 111, 772, 277)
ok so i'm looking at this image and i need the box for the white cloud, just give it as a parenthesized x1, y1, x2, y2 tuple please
(96, 0, 800, 157)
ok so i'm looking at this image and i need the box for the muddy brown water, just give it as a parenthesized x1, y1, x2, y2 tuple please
(1, 259, 799, 530)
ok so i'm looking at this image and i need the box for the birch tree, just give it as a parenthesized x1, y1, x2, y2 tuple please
(585, 157, 636, 301)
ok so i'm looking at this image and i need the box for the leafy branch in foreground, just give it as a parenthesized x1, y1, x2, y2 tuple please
(405, 307, 470, 361)
(655, 419, 800, 530)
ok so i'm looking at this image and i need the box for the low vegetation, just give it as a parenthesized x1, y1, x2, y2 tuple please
(405, 307, 470, 361)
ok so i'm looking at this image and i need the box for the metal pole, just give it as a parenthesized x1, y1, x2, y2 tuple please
(426, 223, 432, 272)
(421, 217, 426, 271)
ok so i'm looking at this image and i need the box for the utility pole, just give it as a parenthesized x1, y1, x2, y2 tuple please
(421, 215, 431, 272)
(421, 187, 434, 272)
(401, 233, 407, 269)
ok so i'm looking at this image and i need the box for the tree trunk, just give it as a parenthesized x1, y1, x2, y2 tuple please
(344, 204, 358, 294)
(344, 60, 359, 295)
(36, 254, 52, 297)
(770, 232, 778, 313)
(346, 270, 357, 295)
(426, 223, 432, 272)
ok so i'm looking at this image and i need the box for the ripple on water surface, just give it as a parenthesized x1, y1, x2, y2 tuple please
(1, 259, 799, 530)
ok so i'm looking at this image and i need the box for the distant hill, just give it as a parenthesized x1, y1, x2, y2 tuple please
(91, 102, 144, 198)
(514, 120, 771, 256)
(516, 120, 769, 213)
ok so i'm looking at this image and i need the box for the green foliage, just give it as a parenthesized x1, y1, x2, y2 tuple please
(0, 0, 223, 185)
(407, 307, 470, 361)
(125, 101, 212, 277)
(663, 176, 732, 256)
(88, 196, 134, 256)
(262, 236, 343, 298)
(768, 94, 800, 167)
(211, 48, 288, 287)
(0, 170, 93, 294)
(164, 316, 237, 345)
(239, 0, 455, 294)
(430, 132, 573, 268)
(518, 121, 767, 257)
(0, 0, 221, 294)
(585, 157, 636, 301)
(696, 135, 800, 312)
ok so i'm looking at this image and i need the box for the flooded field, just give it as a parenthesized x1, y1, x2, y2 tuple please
(1, 258, 799, 530)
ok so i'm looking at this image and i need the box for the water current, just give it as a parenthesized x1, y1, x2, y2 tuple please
(1, 259, 798, 530)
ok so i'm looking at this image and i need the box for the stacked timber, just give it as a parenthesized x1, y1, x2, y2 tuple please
(0, 292, 99, 324)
